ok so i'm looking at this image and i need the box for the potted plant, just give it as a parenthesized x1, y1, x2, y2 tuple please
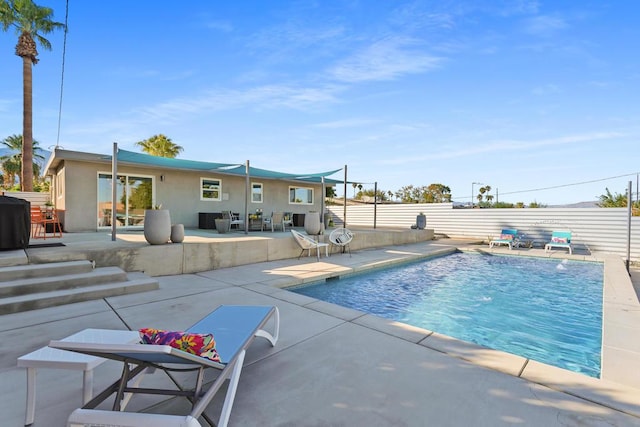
(144, 204, 171, 244)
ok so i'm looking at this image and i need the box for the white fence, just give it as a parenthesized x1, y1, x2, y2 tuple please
(327, 203, 640, 262)
(1, 191, 50, 207)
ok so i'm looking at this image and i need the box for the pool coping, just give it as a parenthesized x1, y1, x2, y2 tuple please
(277, 244, 640, 418)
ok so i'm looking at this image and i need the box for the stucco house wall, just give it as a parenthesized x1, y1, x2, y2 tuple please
(47, 149, 329, 232)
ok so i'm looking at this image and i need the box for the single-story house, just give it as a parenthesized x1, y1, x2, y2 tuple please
(44, 148, 342, 232)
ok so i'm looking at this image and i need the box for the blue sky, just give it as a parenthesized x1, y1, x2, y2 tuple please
(1, 0, 638, 205)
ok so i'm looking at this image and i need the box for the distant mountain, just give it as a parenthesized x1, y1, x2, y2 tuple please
(549, 201, 599, 208)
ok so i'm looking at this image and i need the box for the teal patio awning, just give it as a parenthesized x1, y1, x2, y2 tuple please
(112, 149, 343, 183)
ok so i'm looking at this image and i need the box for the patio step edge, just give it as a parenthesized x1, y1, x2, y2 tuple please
(0, 266, 127, 298)
(0, 260, 94, 283)
(0, 276, 159, 315)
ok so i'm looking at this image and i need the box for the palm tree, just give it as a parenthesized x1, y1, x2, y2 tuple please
(135, 134, 184, 158)
(1, 0, 65, 191)
(1, 133, 45, 189)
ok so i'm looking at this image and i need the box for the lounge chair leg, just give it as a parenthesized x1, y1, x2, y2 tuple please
(189, 350, 246, 427)
(255, 306, 280, 346)
(218, 351, 245, 427)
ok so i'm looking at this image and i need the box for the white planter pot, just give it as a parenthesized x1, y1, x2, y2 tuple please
(170, 224, 184, 243)
(215, 218, 230, 233)
(304, 211, 321, 235)
(144, 210, 171, 245)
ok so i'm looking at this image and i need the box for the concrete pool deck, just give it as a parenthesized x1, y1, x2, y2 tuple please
(1, 237, 640, 426)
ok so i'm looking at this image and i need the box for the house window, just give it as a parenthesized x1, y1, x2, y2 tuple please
(252, 182, 263, 203)
(289, 186, 314, 205)
(201, 178, 221, 201)
(56, 169, 64, 199)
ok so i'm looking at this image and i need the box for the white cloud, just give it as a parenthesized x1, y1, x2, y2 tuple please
(206, 20, 234, 33)
(313, 118, 377, 129)
(524, 15, 568, 37)
(328, 36, 442, 83)
(531, 83, 562, 95)
(380, 131, 624, 164)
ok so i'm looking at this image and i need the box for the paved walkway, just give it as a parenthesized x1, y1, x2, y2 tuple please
(1, 240, 640, 426)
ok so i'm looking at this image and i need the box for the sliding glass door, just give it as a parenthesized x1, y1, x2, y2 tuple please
(97, 173, 153, 228)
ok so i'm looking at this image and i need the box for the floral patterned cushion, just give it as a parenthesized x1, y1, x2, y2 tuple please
(500, 234, 514, 241)
(551, 237, 568, 244)
(139, 328, 221, 362)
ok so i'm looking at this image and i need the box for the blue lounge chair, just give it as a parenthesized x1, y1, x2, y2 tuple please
(50, 305, 279, 427)
(545, 230, 573, 254)
(489, 229, 518, 250)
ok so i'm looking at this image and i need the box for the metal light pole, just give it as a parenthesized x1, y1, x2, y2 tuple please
(471, 182, 483, 208)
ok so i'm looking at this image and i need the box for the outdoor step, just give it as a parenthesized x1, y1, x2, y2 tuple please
(0, 266, 127, 298)
(0, 260, 94, 282)
(0, 276, 160, 315)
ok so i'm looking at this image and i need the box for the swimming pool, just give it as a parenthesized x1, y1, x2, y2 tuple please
(291, 252, 604, 377)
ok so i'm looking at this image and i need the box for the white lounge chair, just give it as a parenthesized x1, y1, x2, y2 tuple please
(489, 229, 518, 250)
(50, 305, 279, 427)
(329, 228, 354, 256)
(291, 229, 329, 261)
(545, 230, 573, 254)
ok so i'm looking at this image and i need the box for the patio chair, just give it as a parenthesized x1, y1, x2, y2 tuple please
(50, 305, 279, 427)
(545, 230, 573, 255)
(223, 210, 244, 231)
(489, 229, 518, 250)
(329, 228, 354, 256)
(30, 206, 62, 239)
(291, 229, 329, 261)
(267, 212, 286, 232)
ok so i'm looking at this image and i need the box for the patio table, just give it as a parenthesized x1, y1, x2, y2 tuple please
(17, 328, 139, 426)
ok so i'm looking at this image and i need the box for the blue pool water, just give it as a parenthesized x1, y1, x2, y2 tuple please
(292, 252, 603, 377)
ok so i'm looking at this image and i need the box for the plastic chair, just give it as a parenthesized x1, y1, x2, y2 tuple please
(329, 228, 354, 256)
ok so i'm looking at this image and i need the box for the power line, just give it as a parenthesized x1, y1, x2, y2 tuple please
(453, 171, 640, 202)
(55, 0, 69, 148)
(498, 172, 640, 197)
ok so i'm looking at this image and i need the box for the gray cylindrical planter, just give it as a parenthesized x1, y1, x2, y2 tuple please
(304, 211, 321, 235)
(215, 218, 230, 233)
(416, 214, 426, 230)
(170, 224, 184, 243)
(144, 210, 171, 245)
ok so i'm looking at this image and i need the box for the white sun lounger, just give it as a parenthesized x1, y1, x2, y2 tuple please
(49, 305, 279, 427)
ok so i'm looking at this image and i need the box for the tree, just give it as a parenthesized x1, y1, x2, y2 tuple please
(424, 183, 452, 203)
(1, 133, 45, 189)
(356, 188, 389, 202)
(597, 188, 628, 208)
(598, 187, 640, 215)
(135, 134, 184, 158)
(476, 185, 492, 207)
(1, 0, 65, 191)
(395, 184, 452, 203)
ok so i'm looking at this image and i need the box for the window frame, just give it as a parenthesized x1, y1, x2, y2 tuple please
(288, 186, 314, 205)
(251, 182, 264, 203)
(201, 177, 222, 201)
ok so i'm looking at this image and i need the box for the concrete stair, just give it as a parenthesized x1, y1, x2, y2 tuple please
(0, 260, 159, 315)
